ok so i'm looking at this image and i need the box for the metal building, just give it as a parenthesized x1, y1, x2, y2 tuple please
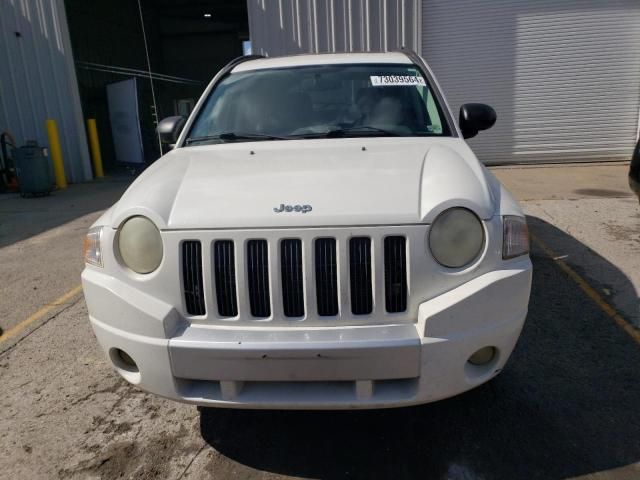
(248, 0, 421, 55)
(0, 0, 92, 182)
(1, 0, 249, 183)
(247, 0, 640, 164)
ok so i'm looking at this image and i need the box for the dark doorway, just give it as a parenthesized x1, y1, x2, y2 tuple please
(65, 0, 248, 172)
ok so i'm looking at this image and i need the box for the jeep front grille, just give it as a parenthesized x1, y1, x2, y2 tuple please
(349, 237, 373, 315)
(314, 238, 339, 316)
(384, 236, 408, 313)
(182, 241, 206, 316)
(280, 239, 305, 317)
(213, 240, 238, 317)
(181, 233, 409, 322)
(247, 239, 271, 318)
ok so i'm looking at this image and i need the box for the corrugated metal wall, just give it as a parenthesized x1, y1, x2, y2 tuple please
(0, 0, 91, 181)
(422, 0, 640, 164)
(247, 0, 420, 57)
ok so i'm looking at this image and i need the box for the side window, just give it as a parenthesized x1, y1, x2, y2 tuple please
(424, 88, 443, 135)
(415, 85, 444, 135)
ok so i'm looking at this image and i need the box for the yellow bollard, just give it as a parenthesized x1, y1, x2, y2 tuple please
(45, 119, 67, 189)
(86, 118, 104, 178)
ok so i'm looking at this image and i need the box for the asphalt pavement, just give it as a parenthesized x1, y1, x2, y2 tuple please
(0, 163, 638, 480)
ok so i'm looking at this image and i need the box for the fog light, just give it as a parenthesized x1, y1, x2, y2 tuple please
(111, 348, 139, 372)
(468, 346, 496, 366)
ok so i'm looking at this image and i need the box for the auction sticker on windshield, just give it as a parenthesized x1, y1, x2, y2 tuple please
(370, 75, 426, 86)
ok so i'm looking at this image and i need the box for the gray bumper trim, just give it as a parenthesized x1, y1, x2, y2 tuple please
(168, 324, 421, 381)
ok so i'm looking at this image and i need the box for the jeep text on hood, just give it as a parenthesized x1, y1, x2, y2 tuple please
(109, 138, 495, 230)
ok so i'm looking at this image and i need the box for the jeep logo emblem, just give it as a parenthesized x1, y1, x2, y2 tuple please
(273, 203, 312, 214)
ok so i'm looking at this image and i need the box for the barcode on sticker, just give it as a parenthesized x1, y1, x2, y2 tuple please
(370, 75, 426, 86)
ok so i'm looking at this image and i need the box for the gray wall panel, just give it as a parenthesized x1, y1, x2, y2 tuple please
(0, 0, 91, 181)
(248, 0, 640, 164)
(422, 0, 640, 164)
(248, 0, 420, 56)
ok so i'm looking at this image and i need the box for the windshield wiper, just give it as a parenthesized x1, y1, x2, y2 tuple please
(185, 132, 288, 145)
(290, 125, 403, 139)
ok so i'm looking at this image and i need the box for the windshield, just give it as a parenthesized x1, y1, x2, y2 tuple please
(185, 63, 452, 144)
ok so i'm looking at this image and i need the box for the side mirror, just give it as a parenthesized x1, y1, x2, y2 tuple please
(156, 116, 186, 144)
(459, 103, 496, 139)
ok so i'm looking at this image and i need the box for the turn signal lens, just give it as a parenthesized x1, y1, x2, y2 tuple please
(503, 216, 530, 259)
(83, 226, 103, 267)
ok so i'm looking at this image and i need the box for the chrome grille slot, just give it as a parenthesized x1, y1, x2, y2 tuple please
(247, 239, 271, 318)
(182, 241, 206, 316)
(349, 237, 373, 315)
(213, 240, 238, 317)
(384, 236, 408, 313)
(281, 239, 305, 317)
(315, 238, 338, 316)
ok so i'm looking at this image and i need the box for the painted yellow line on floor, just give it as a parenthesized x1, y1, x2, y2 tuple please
(0, 285, 83, 345)
(531, 234, 640, 346)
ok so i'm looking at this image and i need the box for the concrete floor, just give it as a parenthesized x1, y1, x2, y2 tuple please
(0, 179, 130, 340)
(0, 163, 639, 480)
(493, 162, 640, 327)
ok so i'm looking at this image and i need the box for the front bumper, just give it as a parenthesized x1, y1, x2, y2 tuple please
(82, 259, 531, 409)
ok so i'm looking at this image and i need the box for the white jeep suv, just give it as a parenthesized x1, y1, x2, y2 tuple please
(82, 51, 531, 409)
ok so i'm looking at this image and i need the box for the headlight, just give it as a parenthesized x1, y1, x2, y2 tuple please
(502, 215, 529, 259)
(117, 216, 163, 274)
(429, 208, 484, 268)
(83, 226, 103, 267)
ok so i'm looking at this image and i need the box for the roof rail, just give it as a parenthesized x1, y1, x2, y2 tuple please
(392, 48, 420, 62)
(219, 54, 265, 73)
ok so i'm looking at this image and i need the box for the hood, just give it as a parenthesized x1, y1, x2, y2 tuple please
(109, 138, 495, 230)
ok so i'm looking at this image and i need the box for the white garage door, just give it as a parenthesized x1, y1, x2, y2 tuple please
(421, 0, 640, 164)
